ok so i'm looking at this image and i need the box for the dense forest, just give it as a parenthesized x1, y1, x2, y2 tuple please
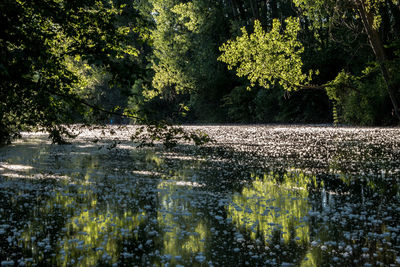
(1, 0, 400, 144)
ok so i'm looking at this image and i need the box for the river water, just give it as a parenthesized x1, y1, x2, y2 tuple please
(0, 125, 399, 266)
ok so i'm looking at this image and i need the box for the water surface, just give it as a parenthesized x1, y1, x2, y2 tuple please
(0, 125, 399, 266)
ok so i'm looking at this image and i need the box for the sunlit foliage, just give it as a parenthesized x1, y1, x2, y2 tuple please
(219, 18, 316, 91)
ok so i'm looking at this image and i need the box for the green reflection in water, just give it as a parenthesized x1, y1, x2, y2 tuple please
(15, 148, 147, 266)
(57, 199, 145, 266)
(301, 250, 318, 267)
(228, 171, 313, 244)
(145, 151, 164, 168)
(156, 180, 208, 264)
(19, 183, 146, 266)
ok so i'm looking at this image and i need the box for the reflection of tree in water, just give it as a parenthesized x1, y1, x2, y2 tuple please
(227, 171, 314, 265)
(15, 181, 150, 266)
(156, 180, 209, 265)
(7, 149, 160, 266)
(2, 129, 400, 266)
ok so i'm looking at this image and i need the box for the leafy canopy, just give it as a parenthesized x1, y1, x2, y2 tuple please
(0, 0, 140, 143)
(150, 0, 218, 96)
(218, 18, 316, 91)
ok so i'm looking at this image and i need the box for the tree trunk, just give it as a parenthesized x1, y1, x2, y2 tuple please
(228, 0, 238, 21)
(249, 0, 259, 20)
(356, 0, 400, 120)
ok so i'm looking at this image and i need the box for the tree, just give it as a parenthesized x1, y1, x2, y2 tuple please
(0, 0, 140, 144)
(294, 0, 400, 120)
(219, 0, 400, 122)
(149, 0, 232, 121)
(354, 0, 400, 119)
(150, 0, 218, 92)
(218, 18, 317, 92)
